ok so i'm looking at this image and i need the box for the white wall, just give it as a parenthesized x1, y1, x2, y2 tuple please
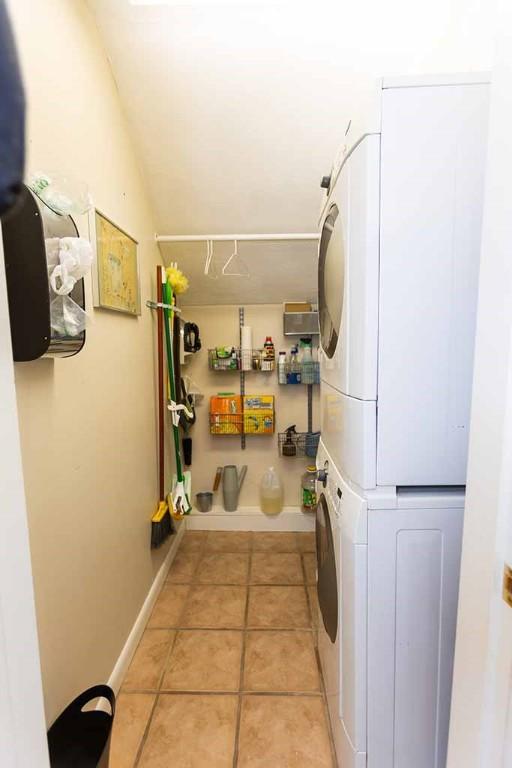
(90, 0, 495, 236)
(7, 0, 169, 726)
(447, 5, 512, 765)
(182, 304, 319, 509)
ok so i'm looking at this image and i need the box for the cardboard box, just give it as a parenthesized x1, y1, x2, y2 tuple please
(284, 302, 312, 313)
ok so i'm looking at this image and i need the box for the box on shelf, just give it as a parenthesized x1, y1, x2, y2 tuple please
(243, 394, 275, 435)
(209, 394, 243, 434)
(284, 302, 312, 313)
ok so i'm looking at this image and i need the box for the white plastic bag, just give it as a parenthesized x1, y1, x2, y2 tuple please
(48, 237, 93, 296)
(50, 295, 88, 338)
(29, 171, 92, 216)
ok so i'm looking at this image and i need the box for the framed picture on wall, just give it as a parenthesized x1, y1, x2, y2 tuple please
(89, 209, 140, 315)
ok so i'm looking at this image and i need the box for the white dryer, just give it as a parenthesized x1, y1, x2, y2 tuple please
(318, 74, 490, 489)
(316, 439, 465, 768)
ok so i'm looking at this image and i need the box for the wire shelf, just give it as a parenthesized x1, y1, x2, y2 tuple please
(208, 348, 275, 372)
(210, 411, 275, 435)
(278, 431, 321, 458)
(277, 361, 320, 385)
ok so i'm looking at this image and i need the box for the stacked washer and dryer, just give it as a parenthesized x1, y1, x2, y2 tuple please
(315, 74, 490, 768)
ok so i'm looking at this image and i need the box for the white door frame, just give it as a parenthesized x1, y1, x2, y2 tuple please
(0, 230, 49, 765)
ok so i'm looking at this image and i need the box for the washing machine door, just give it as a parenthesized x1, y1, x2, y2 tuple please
(319, 202, 344, 361)
(316, 493, 338, 644)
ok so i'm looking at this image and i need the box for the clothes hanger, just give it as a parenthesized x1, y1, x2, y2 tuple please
(203, 239, 219, 279)
(222, 239, 250, 277)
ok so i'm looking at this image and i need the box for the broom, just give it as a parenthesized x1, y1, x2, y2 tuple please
(151, 265, 173, 548)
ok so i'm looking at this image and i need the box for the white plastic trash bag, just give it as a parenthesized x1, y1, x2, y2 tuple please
(50, 295, 88, 337)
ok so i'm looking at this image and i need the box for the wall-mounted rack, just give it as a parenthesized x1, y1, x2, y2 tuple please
(208, 347, 275, 372)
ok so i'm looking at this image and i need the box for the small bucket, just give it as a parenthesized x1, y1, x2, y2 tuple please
(195, 492, 213, 513)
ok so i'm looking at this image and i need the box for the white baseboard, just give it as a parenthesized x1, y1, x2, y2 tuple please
(106, 522, 185, 696)
(185, 505, 315, 532)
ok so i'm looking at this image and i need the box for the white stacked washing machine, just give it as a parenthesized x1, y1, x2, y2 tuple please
(315, 74, 490, 768)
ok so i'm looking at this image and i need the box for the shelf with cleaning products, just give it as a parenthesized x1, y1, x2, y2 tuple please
(208, 347, 275, 372)
(277, 338, 320, 384)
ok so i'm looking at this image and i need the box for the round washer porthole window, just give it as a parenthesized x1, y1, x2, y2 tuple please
(316, 493, 338, 644)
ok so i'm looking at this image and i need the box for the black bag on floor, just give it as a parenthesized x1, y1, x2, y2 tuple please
(47, 685, 116, 768)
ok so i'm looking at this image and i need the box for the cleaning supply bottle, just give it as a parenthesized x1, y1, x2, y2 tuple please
(278, 351, 287, 384)
(282, 425, 297, 456)
(301, 466, 317, 512)
(289, 344, 301, 384)
(260, 467, 284, 515)
(262, 336, 275, 371)
(300, 338, 314, 384)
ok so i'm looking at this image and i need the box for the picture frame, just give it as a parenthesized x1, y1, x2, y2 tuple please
(88, 209, 140, 315)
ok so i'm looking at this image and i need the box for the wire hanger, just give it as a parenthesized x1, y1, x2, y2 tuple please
(222, 239, 250, 277)
(203, 239, 218, 279)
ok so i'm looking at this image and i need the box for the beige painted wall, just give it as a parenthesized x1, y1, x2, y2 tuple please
(7, 0, 170, 725)
(181, 304, 320, 508)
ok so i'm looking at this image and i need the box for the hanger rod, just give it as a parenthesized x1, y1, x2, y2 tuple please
(156, 232, 320, 243)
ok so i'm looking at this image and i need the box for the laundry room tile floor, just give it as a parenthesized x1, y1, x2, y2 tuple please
(109, 530, 336, 768)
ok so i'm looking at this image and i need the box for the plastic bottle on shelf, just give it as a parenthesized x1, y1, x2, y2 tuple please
(260, 467, 284, 515)
(262, 336, 275, 371)
(278, 351, 287, 384)
(300, 338, 314, 384)
(301, 466, 317, 512)
(289, 345, 301, 384)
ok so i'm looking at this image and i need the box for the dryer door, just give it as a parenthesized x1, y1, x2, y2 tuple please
(316, 493, 338, 643)
(319, 202, 344, 360)
(318, 134, 380, 401)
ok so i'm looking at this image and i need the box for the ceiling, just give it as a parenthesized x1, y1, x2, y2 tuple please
(87, 0, 493, 305)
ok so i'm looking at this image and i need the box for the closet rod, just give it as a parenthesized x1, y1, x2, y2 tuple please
(156, 233, 320, 243)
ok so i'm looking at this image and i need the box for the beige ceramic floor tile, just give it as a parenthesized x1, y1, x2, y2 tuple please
(237, 695, 333, 768)
(181, 585, 247, 628)
(296, 531, 316, 552)
(205, 531, 252, 552)
(167, 550, 200, 583)
(247, 586, 310, 629)
(122, 630, 174, 691)
(109, 692, 155, 768)
(303, 553, 317, 585)
(243, 631, 321, 692)
(162, 630, 243, 691)
(138, 694, 238, 768)
(180, 531, 208, 552)
(308, 585, 320, 629)
(196, 553, 249, 585)
(252, 532, 298, 552)
(147, 584, 189, 628)
(250, 553, 304, 585)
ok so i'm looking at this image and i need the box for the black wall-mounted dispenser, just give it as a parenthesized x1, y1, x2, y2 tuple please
(1, 184, 86, 361)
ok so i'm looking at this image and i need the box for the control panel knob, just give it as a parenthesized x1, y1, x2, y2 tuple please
(316, 468, 328, 487)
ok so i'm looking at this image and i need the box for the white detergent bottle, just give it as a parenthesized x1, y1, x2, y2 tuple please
(260, 467, 284, 516)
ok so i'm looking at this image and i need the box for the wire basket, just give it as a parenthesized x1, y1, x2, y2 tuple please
(210, 411, 275, 435)
(278, 431, 321, 458)
(209, 412, 244, 435)
(208, 348, 275, 372)
(277, 361, 320, 385)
